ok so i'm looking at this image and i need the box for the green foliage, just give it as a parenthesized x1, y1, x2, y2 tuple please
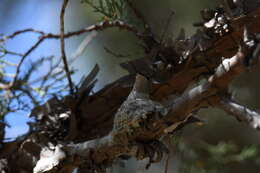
(176, 139, 260, 173)
(80, 0, 145, 30)
(81, 0, 126, 20)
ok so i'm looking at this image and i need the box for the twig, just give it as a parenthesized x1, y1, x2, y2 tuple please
(0, 48, 23, 57)
(60, 0, 74, 95)
(12, 37, 44, 88)
(125, 0, 149, 29)
(3, 20, 140, 42)
(0, 28, 44, 42)
(51, 20, 140, 39)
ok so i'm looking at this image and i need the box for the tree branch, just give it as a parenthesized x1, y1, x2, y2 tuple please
(60, 0, 74, 95)
(33, 37, 260, 172)
(0, 28, 44, 42)
(3, 4, 260, 173)
(12, 37, 44, 88)
(218, 98, 260, 129)
(0, 20, 140, 91)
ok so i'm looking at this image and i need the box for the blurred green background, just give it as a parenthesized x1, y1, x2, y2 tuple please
(1, 0, 260, 172)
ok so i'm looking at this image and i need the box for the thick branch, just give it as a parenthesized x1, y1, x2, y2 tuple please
(218, 98, 260, 129)
(34, 44, 257, 173)
(153, 48, 248, 138)
(72, 7, 260, 142)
